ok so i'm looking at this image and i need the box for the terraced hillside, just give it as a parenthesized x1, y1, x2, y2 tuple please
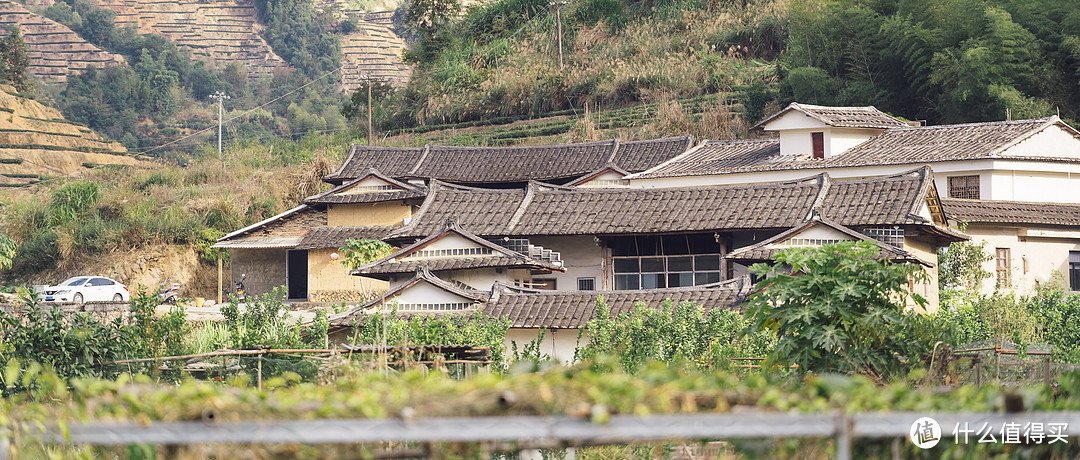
(339, 20, 409, 90)
(92, 0, 288, 78)
(0, 85, 141, 188)
(0, 0, 125, 84)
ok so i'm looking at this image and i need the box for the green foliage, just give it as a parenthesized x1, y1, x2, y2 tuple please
(938, 231, 994, 290)
(348, 308, 511, 369)
(221, 287, 326, 350)
(574, 297, 773, 373)
(0, 288, 187, 379)
(253, 0, 342, 78)
(0, 232, 14, 270)
(781, 0, 1078, 123)
(339, 238, 393, 269)
(743, 241, 934, 381)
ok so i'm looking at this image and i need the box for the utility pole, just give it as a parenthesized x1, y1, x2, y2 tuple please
(209, 91, 230, 169)
(549, 1, 567, 70)
(357, 75, 376, 145)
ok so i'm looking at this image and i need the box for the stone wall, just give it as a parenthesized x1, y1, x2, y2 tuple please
(0, 300, 131, 324)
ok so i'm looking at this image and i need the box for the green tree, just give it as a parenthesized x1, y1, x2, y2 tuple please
(938, 232, 993, 291)
(743, 241, 933, 382)
(0, 26, 32, 93)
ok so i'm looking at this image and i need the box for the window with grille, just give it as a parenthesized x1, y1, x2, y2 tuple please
(996, 248, 1011, 288)
(1070, 252, 1080, 291)
(397, 302, 472, 311)
(610, 234, 723, 290)
(860, 227, 905, 248)
(404, 247, 493, 259)
(948, 175, 980, 199)
(577, 277, 596, 291)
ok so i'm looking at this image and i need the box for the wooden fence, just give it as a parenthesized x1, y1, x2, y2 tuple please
(9, 411, 1080, 460)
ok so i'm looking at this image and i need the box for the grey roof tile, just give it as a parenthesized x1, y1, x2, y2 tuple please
(941, 199, 1080, 227)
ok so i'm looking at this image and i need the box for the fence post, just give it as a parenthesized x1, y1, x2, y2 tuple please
(974, 358, 982, 387)
(835, 413, 851, 460)
(1044, 357, 1051, 386)
(257, 354, 263, 391)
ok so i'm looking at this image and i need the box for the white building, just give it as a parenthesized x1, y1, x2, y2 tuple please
(628, 103, 1080, 295)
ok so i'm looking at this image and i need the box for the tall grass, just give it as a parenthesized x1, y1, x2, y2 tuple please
(0, 134, 348, 281)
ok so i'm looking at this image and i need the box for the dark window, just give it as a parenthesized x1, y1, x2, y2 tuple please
(609, 234, 724, 290)
(996, 248, 1011, 288)
(948, 175, 980, 199)
(811, 132, 824, 159)
(1070, 252, 1080, 291)
(88, 278, 113, 286)
(577, 277, 596, 291)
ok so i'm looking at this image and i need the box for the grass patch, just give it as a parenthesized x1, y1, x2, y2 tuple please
(2, 173, 39, 179)
(0, 158, 24, 164)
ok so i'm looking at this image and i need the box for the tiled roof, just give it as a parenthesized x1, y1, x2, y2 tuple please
(294, 226, 399, 250)
(726, 217, 927, 265)
(610, 136, 695, 171)
(325, 145, 426, 182)
(634, 117, 1070, 179)
(941, 199, 1080, 227)
(323, 137, 694, 184)
(819, 168, 931, 226)
(482, 277, 751, 329)
(753, 103, 910, 129)
(351, 224, 564, 278)
(391, 169, 941, 238)
(304, 170, 427, 204)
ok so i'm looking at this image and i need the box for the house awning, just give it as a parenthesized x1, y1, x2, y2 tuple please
(211, 236, 303, 249)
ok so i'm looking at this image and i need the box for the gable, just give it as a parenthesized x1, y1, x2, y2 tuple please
(339, 176, 406, 195)
(775, 224, 856, 247)
(577, 170, 629, 188)
(389, 279, 476, 305)
(761, 110, 830, 131)
(999, 123, 1080, 160)
(398, 232, 496, 261)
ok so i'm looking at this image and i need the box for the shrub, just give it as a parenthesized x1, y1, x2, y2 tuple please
(743, 241, 939, 382)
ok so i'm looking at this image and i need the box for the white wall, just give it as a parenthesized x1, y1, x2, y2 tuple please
(1002, 124, 1080, 160)
(389, 280, 473, 304)
(443, 268, 515, 290)
(529, 236, 605, 290)
(963, 224, 1080, 295)
(420, 233, 486, 252)
(506, 328, 586, 364)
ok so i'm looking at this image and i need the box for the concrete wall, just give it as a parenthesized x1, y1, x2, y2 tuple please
(230, 248, 287, 298)
(327, 201, 413, 227)
(307, 247, 388, 302)
(529, 236, 605, 289)
(506, 328, 585, 364)
(1003, 124, 1080, 160)
(441, 267, 516, 290)
(963, 224, 1080, 295)
(421, 233, 484, 252)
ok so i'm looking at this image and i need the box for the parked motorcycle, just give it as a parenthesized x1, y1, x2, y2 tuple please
(235, 274, 247, 302)
(158, 279, 180, 305)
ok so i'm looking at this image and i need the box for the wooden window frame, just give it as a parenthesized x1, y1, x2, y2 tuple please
(948, 175, 980, 199)
(811, 132, 824, 159)
(996, 248, 1011, 288)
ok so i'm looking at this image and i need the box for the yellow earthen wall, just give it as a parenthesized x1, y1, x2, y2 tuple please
(327, 202, 412, 227)
(307, 248, 388, 301)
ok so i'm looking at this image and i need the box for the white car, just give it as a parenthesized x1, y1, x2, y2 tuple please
(41, 276, 130, 304)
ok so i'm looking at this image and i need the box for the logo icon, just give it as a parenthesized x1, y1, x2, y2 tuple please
(910, 417, 941, 449)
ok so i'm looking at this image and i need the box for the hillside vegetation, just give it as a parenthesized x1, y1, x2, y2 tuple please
(367, 0, 1079, 142)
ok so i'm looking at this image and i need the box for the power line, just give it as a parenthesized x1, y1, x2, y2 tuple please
(134, 63, 346, 157)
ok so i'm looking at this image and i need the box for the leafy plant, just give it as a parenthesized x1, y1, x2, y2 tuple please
(0, 232, 15, 270)
(938, 225, 993, 290)
(743, 241, 934, 382)
(340, 238, 393, 269)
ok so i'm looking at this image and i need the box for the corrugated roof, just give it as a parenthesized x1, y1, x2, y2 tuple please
(483, 277, 750, 329)
(323, 137, 694, 184)
(212, 236, 303, 249)
(941, 199, 1080, 227)
(634, 117, 1073, 179)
